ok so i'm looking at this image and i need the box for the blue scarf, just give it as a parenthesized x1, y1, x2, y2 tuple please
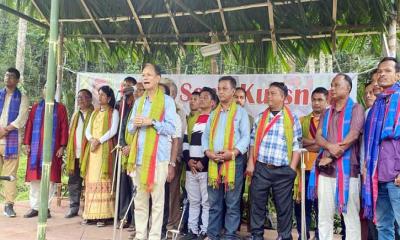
(29, 100, 58, 170)
(0, 88, 21, 160)
(363, 82, 400, 220)
(308, 98, 354, 213)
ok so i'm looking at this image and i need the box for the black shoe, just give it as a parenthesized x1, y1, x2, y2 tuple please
(181, 231, 198, 240)
(47, 209, 51, 219)
(4, 204, 16, 217)
(197, 233, 207, 240)
(24, 209, 38, 218)
(64, 209, 78, 218)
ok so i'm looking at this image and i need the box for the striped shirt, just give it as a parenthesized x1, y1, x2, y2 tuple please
(250, 110, 302, 166)
(183, 114, 210, 172)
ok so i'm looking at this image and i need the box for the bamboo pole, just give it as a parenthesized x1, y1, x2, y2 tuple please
(37, 0, 59, 239)
(55, 22, 63, 102)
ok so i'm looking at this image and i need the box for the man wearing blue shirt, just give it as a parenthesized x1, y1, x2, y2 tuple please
(202, 76, 250, 240)
(127, 63, 176, 240)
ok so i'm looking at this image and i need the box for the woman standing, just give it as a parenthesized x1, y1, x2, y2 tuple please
(82, 85, 119, 227)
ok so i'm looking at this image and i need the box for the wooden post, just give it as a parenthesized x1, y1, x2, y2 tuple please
(210, 37, 219, 74)
(37, 0, 59, 239)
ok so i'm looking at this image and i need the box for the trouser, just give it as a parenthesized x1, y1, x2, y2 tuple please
(250, 162, 296, 240)
(186, 171, 209, 234)
(376, 181, 400, 240)
(294, 170, 319, 240)
(168, 161, 182, 228)
(67, 158, 83, 213)
(0, 145, 19, 205)
(29, 180, 57, 210)
(162, 182, 170, 236)
(134, 162, 169, 240)
(118, 170, 135, 225)
(318, 175, 361, 240)
(207, 155, 244, 240)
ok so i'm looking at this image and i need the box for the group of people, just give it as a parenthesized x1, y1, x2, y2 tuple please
(0, 57, 399, 240)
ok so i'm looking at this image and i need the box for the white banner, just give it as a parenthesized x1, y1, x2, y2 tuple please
(76, 73, 358, 118)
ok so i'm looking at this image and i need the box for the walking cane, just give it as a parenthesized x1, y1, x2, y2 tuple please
(299, 148, 308, 240)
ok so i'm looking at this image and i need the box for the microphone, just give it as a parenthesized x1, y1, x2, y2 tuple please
(0, 175, 16, 181)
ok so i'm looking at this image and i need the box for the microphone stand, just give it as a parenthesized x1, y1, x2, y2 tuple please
(112, 93, 128, 240)
(299, 148, 308, 240)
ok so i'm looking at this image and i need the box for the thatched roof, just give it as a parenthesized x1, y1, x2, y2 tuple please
(0, 0, 398, 70)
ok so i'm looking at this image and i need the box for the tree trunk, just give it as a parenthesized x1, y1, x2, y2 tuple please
(15, 18, 27, 82)
(319, 52, 326, 73)
(327, 54, 333, 73)
(307, 57, 315, 74)
(388, 18, 397, 57)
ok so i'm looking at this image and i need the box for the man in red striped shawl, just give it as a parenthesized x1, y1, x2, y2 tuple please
(23, 85, 69, 218)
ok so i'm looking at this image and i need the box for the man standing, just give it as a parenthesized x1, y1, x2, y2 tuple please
(161, 78, 186, 230)
(308, 73, 364, 240)
(23, 84, 69, 218)
(0, 68, 29, 217)
(127, 63, 176, 240)
(246, 82, 302, 240)
(117, 76, 137, 228)
(202, 76, 250, 240)
(360, 76, 379, 240)
(187, 91, 201, 141)
(234, 87, 253, 126)
(182, 87, 218, 240)
(295, 87, 329, 239)
(364, 57, 400, 240)
(64, 89, 93, 218)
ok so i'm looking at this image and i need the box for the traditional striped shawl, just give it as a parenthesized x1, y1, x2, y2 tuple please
(363, 82, 400, 220)
(0, 88, 21, 160)
(65, 107, 93, 175)
(29, 100, 58, 170)
(208, 102, 237, 191)
(308, 98, 354, 213)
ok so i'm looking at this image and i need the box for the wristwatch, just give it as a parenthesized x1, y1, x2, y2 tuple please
(169, 161, 176, 167)
(151, 119, 157, 126)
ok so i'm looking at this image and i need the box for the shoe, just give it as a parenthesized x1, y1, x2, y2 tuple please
(181, 231, 198, 240)
(4, 204, 16, 217)
(24, 209, 38, 218)
(197, 233, 207, 240)
(127, 224, 135, 232)
(96, 221, 105, 227)
(47, 209, 51, 219)
(64, 209, 78, 218)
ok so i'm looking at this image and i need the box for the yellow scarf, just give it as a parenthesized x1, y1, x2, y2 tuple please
(65, 107, 93, 175)
(121, 108, 134, 170)
(80, 107, 113, 179)
(208, 102, 237, 191)
(246, 106, 296, 198)
(127, 87, 165, 192)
